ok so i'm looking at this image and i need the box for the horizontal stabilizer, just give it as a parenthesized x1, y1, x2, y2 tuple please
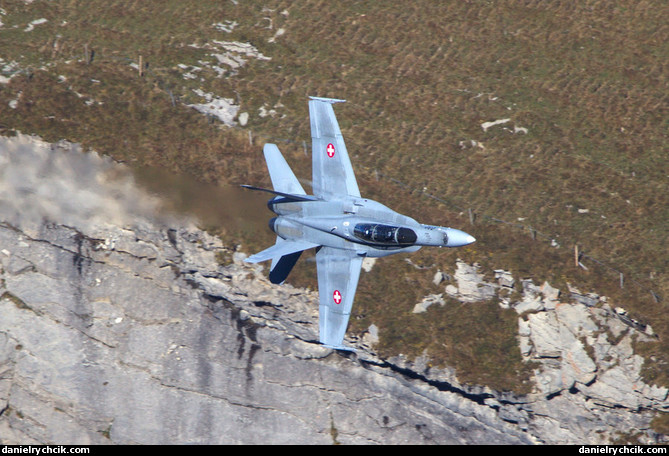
(240, 185, 319, 202)
(244, 239, 319, 264)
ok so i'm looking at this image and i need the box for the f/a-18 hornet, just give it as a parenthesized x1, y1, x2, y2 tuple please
(243, 97, 475, 351)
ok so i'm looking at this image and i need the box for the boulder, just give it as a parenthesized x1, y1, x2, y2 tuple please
(445, 260, 496, 302)
(412, 293, 445, 314)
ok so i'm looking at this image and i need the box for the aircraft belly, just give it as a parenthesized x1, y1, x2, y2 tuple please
(300, 200, 344, 217)
(363, 244, 421, 258)
(299, 225, 351, 250)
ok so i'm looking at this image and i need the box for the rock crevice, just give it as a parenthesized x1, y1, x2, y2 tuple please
(0, 135, 666, 444)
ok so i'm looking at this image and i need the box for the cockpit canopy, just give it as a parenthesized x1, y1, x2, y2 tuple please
(353, 223, 417, 246)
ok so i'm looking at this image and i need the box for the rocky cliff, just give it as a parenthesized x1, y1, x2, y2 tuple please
(0, 135, 666, 444)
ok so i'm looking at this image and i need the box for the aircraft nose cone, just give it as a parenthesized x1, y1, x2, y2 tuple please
(446, 228, 476, 247)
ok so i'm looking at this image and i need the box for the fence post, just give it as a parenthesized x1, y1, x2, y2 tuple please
(574, 245, 579, 268)
(138, 55, 144, 77)
(468, 208, 475, 225)
(651, 290, 661, 304)
(52, 37, 60, 58)
(620, 272, 624, 289)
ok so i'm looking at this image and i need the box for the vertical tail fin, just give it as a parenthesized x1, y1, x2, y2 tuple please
(269, 247, 303, 284)
(263, 144, 306, 195)
(244, 144, 316, 284)
(245, 237, 319, 284)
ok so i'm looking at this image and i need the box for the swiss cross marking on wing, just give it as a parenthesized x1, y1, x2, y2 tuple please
(333, 290, 342, 304)
(326, 143, 335, 158)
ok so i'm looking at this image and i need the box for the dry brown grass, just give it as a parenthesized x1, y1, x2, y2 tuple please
(0, 0, 666, 393)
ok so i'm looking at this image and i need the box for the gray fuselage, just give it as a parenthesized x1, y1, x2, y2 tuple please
(268, 195, 475, 258)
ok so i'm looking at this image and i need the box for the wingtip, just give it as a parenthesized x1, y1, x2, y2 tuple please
(309, 96, 346, 104)
(321, 343, 356, 352)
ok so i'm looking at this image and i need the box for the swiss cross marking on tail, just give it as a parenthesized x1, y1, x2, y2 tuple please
(333, 289, 342, 304)
(326, 143, 335, 158)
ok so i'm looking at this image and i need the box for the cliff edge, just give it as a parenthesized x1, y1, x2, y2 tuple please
(0, 135, 666, 444)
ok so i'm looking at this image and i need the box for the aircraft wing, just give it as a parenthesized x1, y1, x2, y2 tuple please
(309, 97, 361, 198)
(315, 246, 363, 350)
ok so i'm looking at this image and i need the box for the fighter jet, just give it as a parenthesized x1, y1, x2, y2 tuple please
(243, 96, 475, 351)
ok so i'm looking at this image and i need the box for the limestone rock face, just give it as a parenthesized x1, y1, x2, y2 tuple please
(445, 261, 496, 303)
(0, 136, 533, 445)
(3, 221, 535, 444)
(416, 258, 668, 443)
(1, 135, 667, 445)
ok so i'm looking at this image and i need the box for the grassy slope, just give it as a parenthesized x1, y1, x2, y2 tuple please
(0, 0, 666, 393)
